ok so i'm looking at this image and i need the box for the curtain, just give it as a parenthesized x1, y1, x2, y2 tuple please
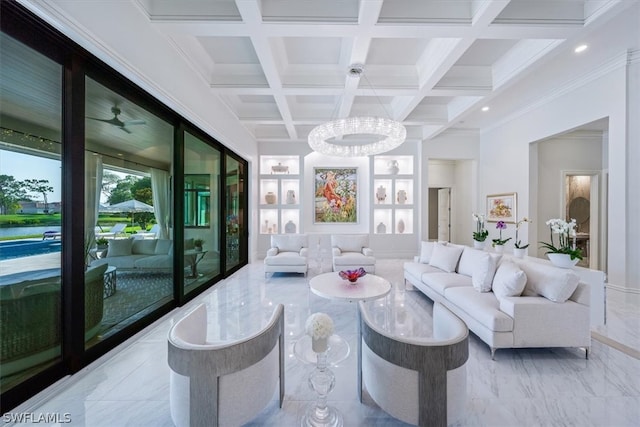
(151, 168, 170, 240)
(84, 154, 102, 258)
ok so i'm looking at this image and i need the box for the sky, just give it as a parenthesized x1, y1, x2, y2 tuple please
(0, 150, 62, 202)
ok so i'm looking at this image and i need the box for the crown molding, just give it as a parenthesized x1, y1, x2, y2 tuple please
(484, 50, 630, 134)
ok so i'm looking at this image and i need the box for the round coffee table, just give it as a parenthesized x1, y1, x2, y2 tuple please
(309, 272, 392, 302)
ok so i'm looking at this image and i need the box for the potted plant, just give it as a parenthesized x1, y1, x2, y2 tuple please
(194, 238, 204, 252)
(540, 218, 582, 268)
(96, 237, 109, 250)
(491, 221, 511, 253)
(472, 213, 489, 249)
(513, 217, 531, 258)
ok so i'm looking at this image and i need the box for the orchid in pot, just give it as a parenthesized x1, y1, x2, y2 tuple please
(472, 213, 489, 248)
(491, 221, 511, 253)
(513, 217, 531, 257)
(540, 218, 582, 267)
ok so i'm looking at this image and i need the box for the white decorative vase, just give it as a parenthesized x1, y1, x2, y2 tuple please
(547, 253, 579, 268)
(473, 240, 485, 249)
(265, 191, 277, 204)
(286, 189, 296, 204)
(494, 244, 504, 254)
(284, 220, 296, 234)
(513, 248, 526, 258)
(376, 222, 386, 234)
(397, 219, 405, 234)
(376, 185, 387, 203)
(388, 160, 399, 175)
(397, 190, 407, 204)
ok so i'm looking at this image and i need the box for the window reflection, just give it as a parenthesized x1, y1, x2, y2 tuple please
(184, 174, 210, 227)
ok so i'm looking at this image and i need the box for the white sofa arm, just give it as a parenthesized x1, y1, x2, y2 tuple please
(413, 255, 420, 262)
(362, 247, 374, 257)
(300, 248, 309, 258)
(332, 248, 342, 256)
(266, 248, 278, 257)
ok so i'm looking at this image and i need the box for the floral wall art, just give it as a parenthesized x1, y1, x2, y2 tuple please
(486, 193, 517, 223)
(314, 167, 357, 223)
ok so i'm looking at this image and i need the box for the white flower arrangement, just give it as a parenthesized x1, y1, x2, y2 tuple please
(305, 312, 334, 340)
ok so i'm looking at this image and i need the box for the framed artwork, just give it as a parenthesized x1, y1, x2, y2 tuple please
(313, 167, 358, 223)
(486, 193, 517, 223)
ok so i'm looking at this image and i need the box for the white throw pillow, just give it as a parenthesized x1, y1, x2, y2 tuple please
(419, 241, 434, 263)
(517, 260, 580, 303)
(492, 261, 527, 298)
(107, 238, 133, 257)
(471, 253, 499, 292)
(458, 247, 488, 277)
(429, 244, 464, 273)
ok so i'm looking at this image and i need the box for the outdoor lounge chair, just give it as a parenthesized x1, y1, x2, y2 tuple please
(95, 223, 128, 239)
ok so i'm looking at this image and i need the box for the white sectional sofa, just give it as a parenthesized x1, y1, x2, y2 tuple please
(404, 241, 593, 359)
(90, 238, 190, 271)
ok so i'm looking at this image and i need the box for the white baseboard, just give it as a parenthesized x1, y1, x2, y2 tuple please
(606, 283, 640, 294)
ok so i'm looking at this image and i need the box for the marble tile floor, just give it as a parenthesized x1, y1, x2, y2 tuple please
(5, 259, 640, 426)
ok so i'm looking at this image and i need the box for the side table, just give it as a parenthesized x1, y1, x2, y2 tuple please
(103, 266, 117, 298)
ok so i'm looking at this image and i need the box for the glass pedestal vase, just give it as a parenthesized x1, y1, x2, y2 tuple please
(301, 350, 343, 427)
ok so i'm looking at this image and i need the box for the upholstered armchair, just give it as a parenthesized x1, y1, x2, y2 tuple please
(331, 234, 376, 273)
(264, 234, 309, 277)
(168, 303, 285, 427)
(358, 301, 468, 426)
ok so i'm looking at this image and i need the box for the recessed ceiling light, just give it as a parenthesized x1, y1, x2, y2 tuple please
(481, 106, 489, 112)
(574, 44, 588, 53)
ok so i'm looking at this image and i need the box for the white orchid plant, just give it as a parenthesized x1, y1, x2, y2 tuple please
(305, 312, 334, 340)
(472, 213, 488, 242)
(540, 218, 583, 260)
(514, 217, 531, 249)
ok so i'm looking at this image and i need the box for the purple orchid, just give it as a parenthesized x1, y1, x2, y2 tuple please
(496, 221, 507, 230)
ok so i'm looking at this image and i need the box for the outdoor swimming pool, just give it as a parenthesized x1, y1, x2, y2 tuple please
(0, 239, 62, 261)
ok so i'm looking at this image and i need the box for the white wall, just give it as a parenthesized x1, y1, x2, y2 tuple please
(480, 63, 638, 292)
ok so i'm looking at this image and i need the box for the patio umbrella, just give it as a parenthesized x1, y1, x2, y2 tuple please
(103, 199, 154, 225)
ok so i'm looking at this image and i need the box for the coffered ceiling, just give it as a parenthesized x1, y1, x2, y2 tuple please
(137, 0, 633, 143)
(12, 0, 640, 151)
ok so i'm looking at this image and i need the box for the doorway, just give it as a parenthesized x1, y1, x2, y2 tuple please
(428, 187, 451, 241)
(562, 171, 605, 270)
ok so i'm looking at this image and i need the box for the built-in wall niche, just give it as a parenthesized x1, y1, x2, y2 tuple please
(395, 209, 413, 234)
(260, 155, 300, 175)
(373, 179, 393, 205)
(260, 179, 278, 205)
(260, 209, 278, 234)
(281, 179, 299, 206)
(394, 179, 413, 206)
(374, 209, 392, 234)
(373, 155, 413, 175)
(281, 209, 300, 234)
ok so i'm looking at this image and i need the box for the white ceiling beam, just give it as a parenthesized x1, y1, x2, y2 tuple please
(234, 0, 297, 140)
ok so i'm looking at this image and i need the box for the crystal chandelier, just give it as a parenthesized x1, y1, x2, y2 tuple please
(308, 64, 406, 157)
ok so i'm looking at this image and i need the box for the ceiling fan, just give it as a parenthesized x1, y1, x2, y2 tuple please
(87, 106, 146, 134)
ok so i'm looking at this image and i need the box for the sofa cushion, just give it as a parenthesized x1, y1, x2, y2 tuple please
(429, 244, 463, 273)
(457, 247, 489, 277)
(492, 261, 527, 298)
(107, 238, 133, 257)
(264, 252, 307, 266)
(132, 239, 157, 255)
(154, 239, 172, 255)
(403, 262, 442, 279)
(271, 235, 306, 252)
(515, 260, 580, 303)
(445, 286, 514, 332)
(471, 253, 500, 293)
(421, 272, 471, 296)
(419, 241, 440, 263)
(134, 255, 172, 269)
